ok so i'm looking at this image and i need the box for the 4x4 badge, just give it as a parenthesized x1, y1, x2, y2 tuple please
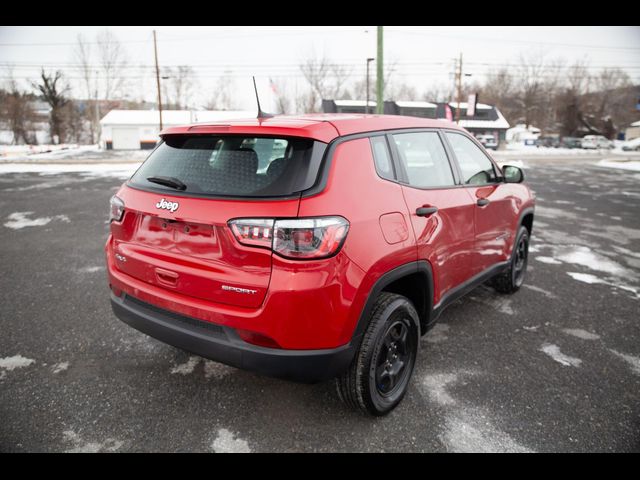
(156, 198, 179, 213)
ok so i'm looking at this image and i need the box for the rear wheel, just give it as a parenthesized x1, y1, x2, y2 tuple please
(336, 292, 419, 416)
(491, 226, 529, 294)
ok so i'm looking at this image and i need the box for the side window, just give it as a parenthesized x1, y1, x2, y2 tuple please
(370, 136, 395, 181)
(445, 132, 498, 185)
(391, 131, 455, 188)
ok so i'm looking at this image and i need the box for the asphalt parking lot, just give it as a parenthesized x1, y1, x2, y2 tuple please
(0, 156, 639, 452)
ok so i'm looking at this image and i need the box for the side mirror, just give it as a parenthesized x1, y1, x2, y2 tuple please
(503, 165, 524, 183)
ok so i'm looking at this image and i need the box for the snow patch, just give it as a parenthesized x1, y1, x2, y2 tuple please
(535, 256, 562, 265)
(79, 266, 104, 273)
(203, 360, 234, 380)
(424, 323, 450, 344)
(566, 272, 639, 299)
(596, 159, 640, 172)
(0, 162, 140, 176)
(0, 354, 36, 371)
(535, 206, 577, 220)
(52, 362, 70, 374)
(171, 356, 235, 380)
(442, 411, 533, 453)
(609, 350, 640, 376)
(422, 372, 460, 406)
(555, 246, 630, 277)
(4, 212, 70, 230)
(540, 343, 582, 367)
(523, 285, 558, 299)
(211, 428, 251, 453)
(561, 329, 600, 341)
(170, 356, 200, 375)
(63, 430, 123, 453)
(471, 294, 514, 315)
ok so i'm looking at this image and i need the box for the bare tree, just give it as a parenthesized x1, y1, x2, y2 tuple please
(74, 34, 99, 142)
(162, 65, 197, 109)
(96, 29, 128, 102)
(299, 53, 352, 111)
(269, 78, 293, 114)
(513, 53, 549, 128)
(1, 72, 37, 144)
(556, 61, 590, 136)
(33, 70, 69, 144)
(205, 73, 236, 110)
(422, 83, 451, 103)
(593, 68, 632, 117)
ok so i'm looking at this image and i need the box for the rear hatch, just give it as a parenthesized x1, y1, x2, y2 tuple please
(111, 134, 326, 308)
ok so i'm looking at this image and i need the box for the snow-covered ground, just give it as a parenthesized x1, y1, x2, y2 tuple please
(0, 144, 150, 163)
(595, 159, 640, 172)
(0, 162, 140, 177)
(497, 145, 610, 156)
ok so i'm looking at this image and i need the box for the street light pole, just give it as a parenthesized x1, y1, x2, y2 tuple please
(153, 30, 163, 131)
(455, 52, 463, 124)
(366, 57, 375, 114)
(376, 26, 384, 115)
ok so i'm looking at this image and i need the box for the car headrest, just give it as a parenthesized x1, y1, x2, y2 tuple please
(215, 148, 259, 174)
(266, 157, 286, 178)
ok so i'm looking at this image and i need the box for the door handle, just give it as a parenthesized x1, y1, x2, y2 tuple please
(477, 198, 490, 207)
(416, 206, 438, 217)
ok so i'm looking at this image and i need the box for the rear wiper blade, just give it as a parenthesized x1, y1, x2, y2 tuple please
(146, 176, 187, 191)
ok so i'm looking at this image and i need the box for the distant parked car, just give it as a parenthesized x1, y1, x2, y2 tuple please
(621, 137, 640, 151)
(476, 134, 498, 150)
(581, 135, 613, 149)
(535, 136, 560, 148)
(560, 137, 582, 149)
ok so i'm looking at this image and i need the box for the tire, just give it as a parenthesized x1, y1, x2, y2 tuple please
(336, 292, 419, 416)
(491, 225, 529, 294)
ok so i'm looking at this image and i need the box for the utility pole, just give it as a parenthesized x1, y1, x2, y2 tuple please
(366, 57, 375, 114)
(455, 52, 463, 124)
(376, 26, 384, 114)
(153, 30, 163, 131)
(94, 79, 100, 146)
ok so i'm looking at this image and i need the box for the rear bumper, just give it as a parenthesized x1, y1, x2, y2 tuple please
(110, 292, 356, 383)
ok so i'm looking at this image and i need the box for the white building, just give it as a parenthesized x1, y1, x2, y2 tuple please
(99, 109, 255, 150)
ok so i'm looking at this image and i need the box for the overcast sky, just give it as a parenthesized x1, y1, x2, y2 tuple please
(1, 26, 639, 111)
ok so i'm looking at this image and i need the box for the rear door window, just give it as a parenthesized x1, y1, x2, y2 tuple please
(129, 135, 325, 197)
(391, 131, 455, 188)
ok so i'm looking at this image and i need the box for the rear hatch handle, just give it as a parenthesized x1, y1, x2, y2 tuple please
(155, 268, 179, 287)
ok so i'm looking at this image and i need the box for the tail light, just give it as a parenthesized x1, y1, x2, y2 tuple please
(109, 195, 124, 222)
(228, 216, 349, 260)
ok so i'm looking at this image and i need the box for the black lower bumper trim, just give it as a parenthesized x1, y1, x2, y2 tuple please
(110, 293, 355, 383)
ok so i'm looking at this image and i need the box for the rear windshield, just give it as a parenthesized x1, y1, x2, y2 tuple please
(129, 135, 326, 198)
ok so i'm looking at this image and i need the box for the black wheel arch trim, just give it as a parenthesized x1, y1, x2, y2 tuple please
(350, 260, 434, 344)
(518, 206, 535, 235)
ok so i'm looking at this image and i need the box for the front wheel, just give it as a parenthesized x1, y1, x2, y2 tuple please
(336, 292, 419, 416)
(491, 225, 529, 294)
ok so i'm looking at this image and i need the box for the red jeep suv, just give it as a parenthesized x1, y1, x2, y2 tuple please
(106, 114, 534, 415)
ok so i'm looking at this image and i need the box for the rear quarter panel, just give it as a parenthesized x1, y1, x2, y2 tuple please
(298, 137, 418, 342)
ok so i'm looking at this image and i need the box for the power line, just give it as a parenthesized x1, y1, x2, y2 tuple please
(386, 28, 640, 51)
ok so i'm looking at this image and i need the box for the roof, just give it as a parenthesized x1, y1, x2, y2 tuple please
(459, 108, 510, 130)
(333, 100, 377, 107)
(99, 109, 255, 126)
(159, 114, 464, 143)
(448, 102, 493, 110)
(395, 101, 437, 109)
